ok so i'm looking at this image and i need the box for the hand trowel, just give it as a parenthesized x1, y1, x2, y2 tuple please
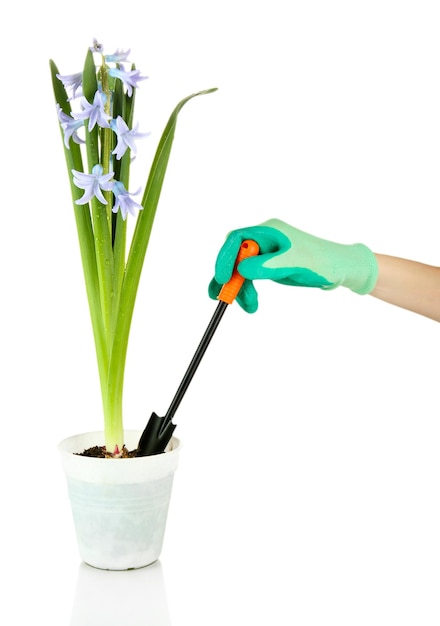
(135, 239, 260, 456)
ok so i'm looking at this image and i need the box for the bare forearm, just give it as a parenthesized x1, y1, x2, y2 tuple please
(370, 254, 440, 322)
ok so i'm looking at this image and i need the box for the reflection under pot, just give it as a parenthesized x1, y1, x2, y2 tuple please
(70, 559, 172, 626)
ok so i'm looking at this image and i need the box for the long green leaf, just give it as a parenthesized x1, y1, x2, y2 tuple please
(106, 88, 217, 435)
(82, 51, 115, 348)
(126, 88, 217, 306)
(49, 60, 109, 393)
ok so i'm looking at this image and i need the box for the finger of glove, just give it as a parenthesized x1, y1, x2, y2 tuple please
(214, 230, 253, 284)
(237, 253, 282, 280)
(214, 226, 285, 284)
(236, 279, 258, 313)
(273, 268, 334, 288)
(208, 277, 222, 300)
(240, 256, 333, 288)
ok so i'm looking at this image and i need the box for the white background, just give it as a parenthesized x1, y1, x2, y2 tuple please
(1, 1, 440, 624)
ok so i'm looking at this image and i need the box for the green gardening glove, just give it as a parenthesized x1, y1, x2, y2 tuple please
(208, 218, 378, 313)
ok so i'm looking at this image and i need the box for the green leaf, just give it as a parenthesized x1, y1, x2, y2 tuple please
(129, 88, 218, 291)
(82, 49, 99, 101)
(105, 88, 218, 435)
(49, 59, 108, 393)
(49, 60, 83, 181)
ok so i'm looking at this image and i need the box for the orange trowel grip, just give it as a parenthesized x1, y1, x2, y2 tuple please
(218, 239, 260, 304)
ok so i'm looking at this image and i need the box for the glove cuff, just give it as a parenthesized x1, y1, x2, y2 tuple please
(342, 243, 379, 295)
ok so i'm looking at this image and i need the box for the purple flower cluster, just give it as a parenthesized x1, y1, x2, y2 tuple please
(56, 41, 148, 219)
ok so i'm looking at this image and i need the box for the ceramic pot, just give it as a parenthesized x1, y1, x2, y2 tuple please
(58, 430, 180, 570)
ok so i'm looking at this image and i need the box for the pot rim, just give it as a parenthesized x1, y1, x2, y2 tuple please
(58, 430, 181, 484)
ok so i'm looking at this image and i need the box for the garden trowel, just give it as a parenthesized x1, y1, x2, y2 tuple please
(135, 239, 260, 456)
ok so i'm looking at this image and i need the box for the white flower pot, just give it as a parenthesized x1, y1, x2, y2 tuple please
(58, 430, 180, 570)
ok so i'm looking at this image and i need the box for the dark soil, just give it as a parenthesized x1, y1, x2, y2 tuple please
(76, 445, 138, 458)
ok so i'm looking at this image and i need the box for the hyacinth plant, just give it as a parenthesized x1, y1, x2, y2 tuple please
(50, 40, 216, 456)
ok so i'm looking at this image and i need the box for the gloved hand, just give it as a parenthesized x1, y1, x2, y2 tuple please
(208, 218, 378, 313)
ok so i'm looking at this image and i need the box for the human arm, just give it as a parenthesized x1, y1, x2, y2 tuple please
(371, 254, 440, 322)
